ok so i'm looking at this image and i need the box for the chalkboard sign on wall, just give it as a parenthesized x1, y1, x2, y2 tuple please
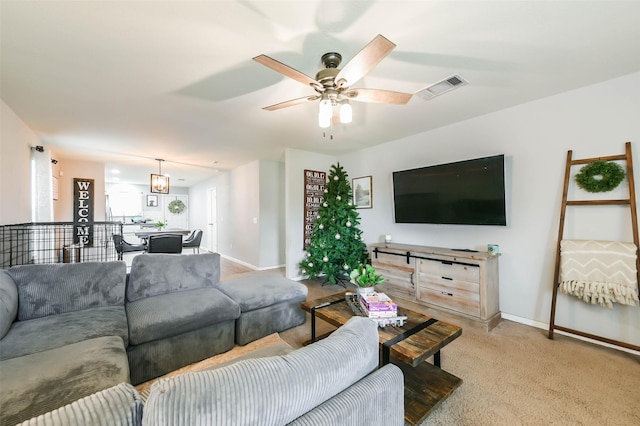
(303, 169, 326, 249)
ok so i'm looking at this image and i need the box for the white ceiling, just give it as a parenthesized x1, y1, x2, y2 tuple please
(2, 1, 640, 186)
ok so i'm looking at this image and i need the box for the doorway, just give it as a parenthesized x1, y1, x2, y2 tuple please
(206, 188, 217, 253)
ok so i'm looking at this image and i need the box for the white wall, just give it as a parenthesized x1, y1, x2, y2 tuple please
(284, 148, 336, 279)
(190, 163, 258, 265)
(189, 160, 285, 269)
(231, 161, 261, 266)
(0, 100, 36, 224)
(54, 157, 106, 222)
(259, 160, 285, 268)
(330, 72, 639, 346)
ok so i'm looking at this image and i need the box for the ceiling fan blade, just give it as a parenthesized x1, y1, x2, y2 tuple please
(335, 34, 395, 88)
(253, 54, 320, 89)
(263, 95, 320, 111)
(345, 88, 412, 104)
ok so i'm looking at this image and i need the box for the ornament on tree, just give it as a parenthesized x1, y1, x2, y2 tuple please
(299, 163, 370, 285)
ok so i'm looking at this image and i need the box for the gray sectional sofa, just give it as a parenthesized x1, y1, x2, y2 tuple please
(17, 317, 405, 426)
(0, 253, 308, 425)
(124, 253, 241, 385)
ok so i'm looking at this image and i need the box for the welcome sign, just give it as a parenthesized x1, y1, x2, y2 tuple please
(73, 178, 94, 246)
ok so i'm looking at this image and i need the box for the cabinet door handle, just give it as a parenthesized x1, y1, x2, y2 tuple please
(410, 271, 415, 286)
(442, 276, 453, 280)
(441, 291, 453, 296)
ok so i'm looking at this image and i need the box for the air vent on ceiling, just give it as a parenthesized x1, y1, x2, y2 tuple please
(416, 74, 468, 100)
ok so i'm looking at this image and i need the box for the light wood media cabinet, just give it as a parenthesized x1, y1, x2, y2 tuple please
(370, 243, 501, 331)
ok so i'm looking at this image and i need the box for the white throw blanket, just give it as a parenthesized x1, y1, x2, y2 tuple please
(559, 240, 639, 308)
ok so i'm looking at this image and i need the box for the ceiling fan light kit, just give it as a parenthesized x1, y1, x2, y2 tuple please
(339, 100, 352, 123)
(253, 34, 416, 129)
(318, 97, 332, 128)
(318, 92, 352, 128)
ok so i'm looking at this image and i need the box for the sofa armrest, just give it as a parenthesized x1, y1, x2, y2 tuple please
(0, 270, 18, 339)
(16, 382, 143, 426)
(288, 364, 405, 426)
(142, 317, 380, 426)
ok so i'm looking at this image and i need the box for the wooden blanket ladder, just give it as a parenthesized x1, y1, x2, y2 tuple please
(548, 141, 639, 352)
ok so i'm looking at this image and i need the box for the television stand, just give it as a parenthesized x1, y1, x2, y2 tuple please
(370, 243, 501, 331)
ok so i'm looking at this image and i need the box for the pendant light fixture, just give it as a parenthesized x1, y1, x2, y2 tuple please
(150, 159, 170, 194)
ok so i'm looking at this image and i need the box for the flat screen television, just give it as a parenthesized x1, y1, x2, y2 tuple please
(392, 154, 507, 226)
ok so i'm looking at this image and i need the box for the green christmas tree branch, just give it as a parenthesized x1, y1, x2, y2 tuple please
(299, 163, 369, 285)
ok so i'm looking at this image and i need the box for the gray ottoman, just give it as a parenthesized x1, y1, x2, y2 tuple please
(218, 274, 308, 345)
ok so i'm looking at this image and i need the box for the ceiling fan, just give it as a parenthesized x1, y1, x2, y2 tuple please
(253, 34, 413, 128)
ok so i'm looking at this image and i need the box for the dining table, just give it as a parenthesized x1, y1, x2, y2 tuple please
(134, 228, 191, 241)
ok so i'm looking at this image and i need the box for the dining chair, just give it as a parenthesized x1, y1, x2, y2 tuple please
(182, 229, 203, 253)
(147, 234, 183, 254)
(112, 234, 146, 260)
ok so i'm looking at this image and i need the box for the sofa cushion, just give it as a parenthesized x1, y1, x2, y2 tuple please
(16, 383, 143, 426)
(126, 287, 240, 345)
(0, 306, 128, 361)
(218, 273, 308, 312)
(0, 271, 18, 339)
(8, 261, 126, 321)
(0, 336, 130, 426)
(127, 253, 221, 302)
(142, 316, 379, 426)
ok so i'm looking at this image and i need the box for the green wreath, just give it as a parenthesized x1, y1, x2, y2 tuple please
(575, 160, 625, 193)
(167, 199, 186, 214)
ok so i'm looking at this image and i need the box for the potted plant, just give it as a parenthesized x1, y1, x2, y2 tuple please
(155, 221, 165, 228)
(349, 264, 385, 295)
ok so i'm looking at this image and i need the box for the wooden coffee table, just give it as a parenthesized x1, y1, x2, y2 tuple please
(301, 292, 463, 425)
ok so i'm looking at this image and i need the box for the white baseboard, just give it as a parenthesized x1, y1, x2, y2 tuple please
(258, 264, 286, 271)
(501, 313, 640, 356)
(218, 253, 285, 272)
(501, 313, 547, 329)
(219, 253, 259, 270)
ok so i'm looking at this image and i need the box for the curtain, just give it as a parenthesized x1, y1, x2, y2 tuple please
(30, 147, 53, 222)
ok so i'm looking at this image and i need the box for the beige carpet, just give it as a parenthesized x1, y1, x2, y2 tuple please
(408, 319, 639, 425)
(135, 333, 288, 400)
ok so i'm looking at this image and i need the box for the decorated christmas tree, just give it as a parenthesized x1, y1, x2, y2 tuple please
(300, 163, 369, 285)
